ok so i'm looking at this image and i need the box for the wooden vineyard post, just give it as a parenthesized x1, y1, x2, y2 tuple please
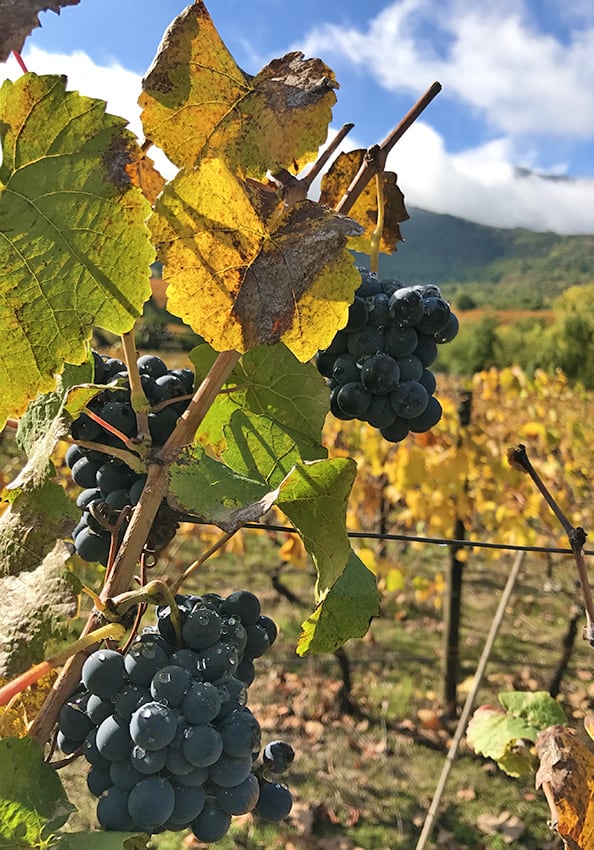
(441, 390, 472, 717)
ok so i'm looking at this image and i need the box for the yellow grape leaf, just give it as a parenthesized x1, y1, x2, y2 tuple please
(319, 150, 409, 254)
(140, 1, 337, 176)
(151, 158, 362, 360)
(536, 725, 594, 850)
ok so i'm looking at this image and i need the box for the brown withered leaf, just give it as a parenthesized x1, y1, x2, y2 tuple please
(535, 725, 594, 850)
(0, 0, 80, 62)
(320, 149, 409, 254)
(126, 148, 166, 205)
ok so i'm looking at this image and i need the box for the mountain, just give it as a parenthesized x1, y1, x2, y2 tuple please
(364, 208, 594, 309)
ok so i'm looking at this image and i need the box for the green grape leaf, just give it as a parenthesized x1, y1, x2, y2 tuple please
(467, 692, 566, 777)
(55, 833, 149, 850)
(151, 161, 361, 360)
(222, 411, 305, 489)
(140, 1, 337, 176)
(277, 458, 357, 592)
(167, 444, 277, 531)
(499, 690, 567, 729)
(0, 736, 75, 847)
(0, 1, 80, 62)
(297, 549, 379, 655)
(190, 343, 328, 460)
(320, 149, 409, 254)
(0, 72, 153, 428)
(0, 541, 79, 677)
(0, 360, 98, 581)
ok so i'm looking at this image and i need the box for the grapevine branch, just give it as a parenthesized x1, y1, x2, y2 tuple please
(509, 444, 594, 644)
(28, 349, 241, 744)
(335, 81, 442, 216)
(120, 329, 151, 441)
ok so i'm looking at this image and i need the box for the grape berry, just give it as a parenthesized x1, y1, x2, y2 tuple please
(67, 353, 194, 566)
(316, 269, 459, 442)
(56, 591, 294, 840)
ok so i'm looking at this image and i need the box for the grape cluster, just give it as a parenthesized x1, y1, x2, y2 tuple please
(67, 352, 194, 566)
(56, 591, 294, 841)
(315, 269, 459, 442)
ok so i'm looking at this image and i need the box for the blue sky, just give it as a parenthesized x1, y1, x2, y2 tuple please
(2, 0, 594, 234)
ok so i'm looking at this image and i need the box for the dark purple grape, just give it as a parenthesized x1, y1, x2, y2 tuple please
(71, 456, 101, 488)
(360, 354, 400, 395)
(137, 354, 168, 379)
(355, 268, 382, 297)
(408, 396, 443, 432)
(346, 327, 384, 359)
(388, 286, 425, 327)
(331, 354, 360, 386)
(365, 293, 391, 327)
(384, 325, 418, 358)
(413, 334, 439, 367)
(417, 297, 451, 334)
(335, 383, 373, 417)
(390, 381, 429, 419)
(380, 417, 410, 444)
(343, 296, 368, 332)
(396, 355, 423, 382)
(433, 312, 459, 343)
(365, 395, 398, 429)
(419, 369, 437, 394)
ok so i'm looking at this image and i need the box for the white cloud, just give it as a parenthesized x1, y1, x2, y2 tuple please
(299, 0, 594, 137)
(1, 46, 593, 234)
(386, 122, 594, 234)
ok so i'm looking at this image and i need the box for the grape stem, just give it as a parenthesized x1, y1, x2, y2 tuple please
(171, 529, 237, 594)
(369, 173, 385, 273)
(120, 329, 151, 441)
(106, 579, 183, 647)
(270, 122, 355, 205)
(0, 623, 125, 708)
(509, 444, 594, 644)
(28, 349, 241, 745)
(12, 50, 28, 74)
(68, 437, 146, 472)
(335, 81, 442, 216)
(81, 406, 147, 457)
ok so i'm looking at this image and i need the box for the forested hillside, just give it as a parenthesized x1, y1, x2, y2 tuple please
(363, 208, 594, 308)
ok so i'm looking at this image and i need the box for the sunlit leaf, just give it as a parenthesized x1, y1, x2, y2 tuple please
(152, 159, 361, 360)
(0, 73, 153, 427)
(190, 343, 329, 457)
(467, 691, 566, 777)
(140, 1, 337, 176)
(320, 149, 409, 253)
(278, 458, 357, 593)
(297, 550, 379, 655)
(167, 444, 276, 532)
